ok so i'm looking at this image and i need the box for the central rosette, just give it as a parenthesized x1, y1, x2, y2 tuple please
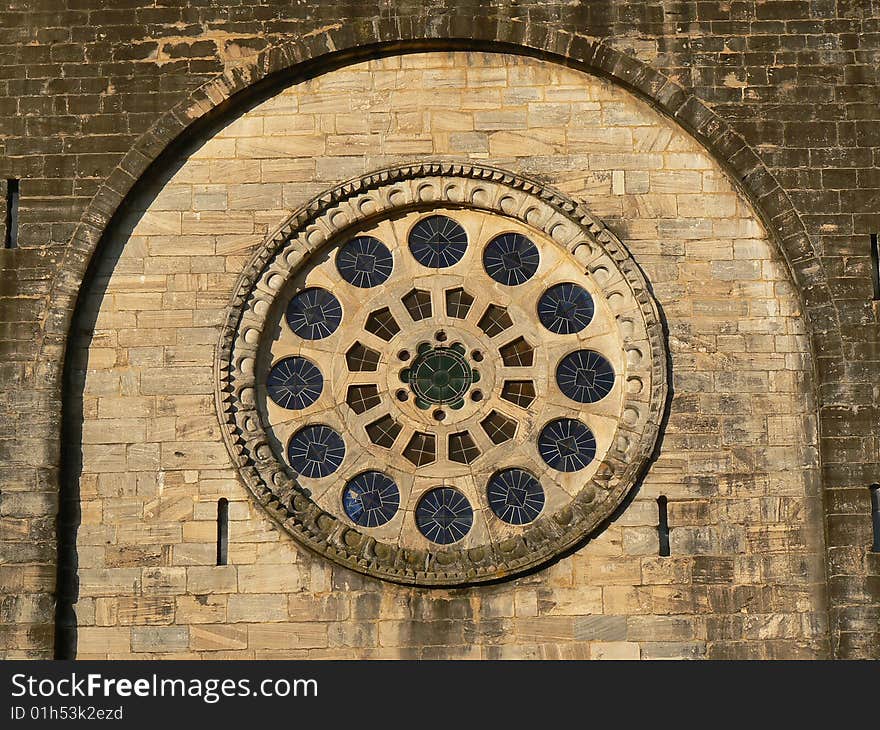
(400, 342, 479, 410)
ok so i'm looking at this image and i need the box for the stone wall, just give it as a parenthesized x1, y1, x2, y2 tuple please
(67, 52, 827, 659)
(0, 2, 877, 659)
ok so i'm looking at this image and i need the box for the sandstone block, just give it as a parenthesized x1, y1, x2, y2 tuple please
(237, 564, 302, 593)
(248, 623, 328, 650)
(590, 641, 640, 660)
(573, 615, 628, 641)
(190, 624, 247, 651)
(227, 594, 287, 623)
(78, 627, 131, 654)
(116, 596, 175, 626)
(141, 567, 186, 596)
(131, 626, 189, 653)
(175, 595, 226, 624)
(187, 566, 237, 594)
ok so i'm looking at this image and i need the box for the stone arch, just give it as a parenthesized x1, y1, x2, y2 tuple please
(54, 22, 837, 658)
(45, 24, 839, 366)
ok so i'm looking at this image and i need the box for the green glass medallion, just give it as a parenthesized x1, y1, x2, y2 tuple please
(400, 344, 477, 409)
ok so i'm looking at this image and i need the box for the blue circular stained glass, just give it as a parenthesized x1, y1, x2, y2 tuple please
(483, 232, 540, 286)
(556, 350, 615, 403)
(538, 419, 596, 472)
(285, 287, 343, 340)
(266, 357, 323, 410)
(538, 283, 595, 335)
(408, 215, 468, 268)
(287, 425, 345, 478)
(336, 235, 393, 288)
(343, 471, 400, 527)
(415, 487, 473, 545)
(487, 468, 545, 525)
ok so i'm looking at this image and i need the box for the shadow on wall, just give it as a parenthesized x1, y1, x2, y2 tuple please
(54, 129, 219, 659)
(53, 47, 364, 652)
(55, 202, 134, 659)
(55, 49, 406, 657)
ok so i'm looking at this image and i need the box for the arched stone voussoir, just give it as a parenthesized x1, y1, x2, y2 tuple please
(43, 21, 837, 375)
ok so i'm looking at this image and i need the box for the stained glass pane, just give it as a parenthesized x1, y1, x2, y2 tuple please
(336, 235, 393, 288)
(445, 287, 474, 319)
(480, 410, 517, 444)
(409, 215, 468, 268)
(365, 307, 400, 341)
(345, 342, 380, 372)
(448, 431, 480, 464)
(487, 468, 545, 525)
(556, 350, 615, 403)
(538, 418, 596, 472)
(415, 487, 473, 544)
(405, 347, 474, 405)
(366, 414, 402, 448)
(403, 432, 436, 466)
(402, 289, 433, 320)
(342, 471, 400, 527)
(483, 232, 539, 285)
(266, 357, 323, 410)
(499, 336, 534, 366)
(538, 282, 594, 335)
(478, 304, 513, 337)
(345, 384, 381, 414)
(285, 287, 343, 339)
(287, 424, 346, 478)
(500, 380, 536, 408)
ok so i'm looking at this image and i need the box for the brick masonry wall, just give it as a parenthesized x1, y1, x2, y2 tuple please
(67, 52, 826, 659)
(0, 1, 877, 658)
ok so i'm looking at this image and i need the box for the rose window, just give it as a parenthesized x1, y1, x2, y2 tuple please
(218, 163, 667, 585)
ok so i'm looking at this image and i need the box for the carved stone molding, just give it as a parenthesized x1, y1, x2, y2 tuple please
(216, 161, 668, 585)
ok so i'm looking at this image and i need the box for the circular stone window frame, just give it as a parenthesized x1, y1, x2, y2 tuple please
(216, 162, 668, 586)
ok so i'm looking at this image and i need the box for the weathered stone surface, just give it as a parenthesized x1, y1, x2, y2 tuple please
(2, 5, 875, 659)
